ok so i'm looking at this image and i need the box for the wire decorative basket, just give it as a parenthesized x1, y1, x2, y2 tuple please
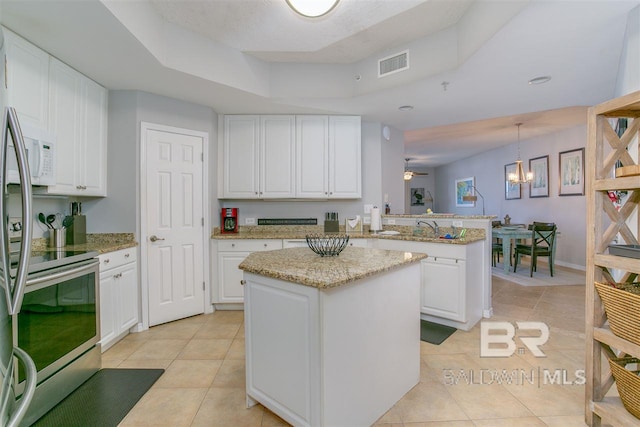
(305, 234, 350, 257)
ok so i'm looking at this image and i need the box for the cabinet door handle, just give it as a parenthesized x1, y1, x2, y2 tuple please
(264, 243, 267, 247)
(103, 259, 110, 264)
(240, 280, 246, 285)
(124, 253, 130, 258)
(231, 243, 235, 248)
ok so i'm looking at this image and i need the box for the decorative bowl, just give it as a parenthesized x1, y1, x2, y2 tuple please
(305, 234, 350, 257)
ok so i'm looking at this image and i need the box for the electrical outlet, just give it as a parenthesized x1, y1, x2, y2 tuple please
(364, 204, 373, 214)
(8, 217, 22, 240)
(387, 219, 396, 225)
(453, 220, 463, 227)
(363, 216, 371, 224)
(245, 217, 256, 225)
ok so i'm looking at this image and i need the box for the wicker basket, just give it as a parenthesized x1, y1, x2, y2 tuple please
(594, 282, 640, 346)
(609, 357, 640, 419)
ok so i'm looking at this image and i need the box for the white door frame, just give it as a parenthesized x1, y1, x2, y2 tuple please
(139, 121, 212, 331)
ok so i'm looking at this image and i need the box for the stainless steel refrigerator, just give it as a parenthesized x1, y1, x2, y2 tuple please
(0, 105, 38, 426)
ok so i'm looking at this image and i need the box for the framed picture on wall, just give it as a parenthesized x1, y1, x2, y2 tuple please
(455, 177, 475, 207)
(504, 163, 521, 200)
(410, 187, 425, 206)
(529, 155, 549, 198)
(559, 148, 585, 196)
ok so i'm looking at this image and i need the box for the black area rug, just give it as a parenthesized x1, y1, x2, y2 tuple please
(32, 368, 164, 427)
(420, 320, 457, 345)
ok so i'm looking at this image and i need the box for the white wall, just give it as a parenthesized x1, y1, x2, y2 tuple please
(84, 90, 217, 235)
(615, 4, 640, 97)
(405, 168, 435, 214)
(380, 124, 406, 215)
(435, 125, 587, 269)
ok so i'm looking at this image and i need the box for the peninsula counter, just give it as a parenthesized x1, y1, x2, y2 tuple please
(238, 246, 427, 427)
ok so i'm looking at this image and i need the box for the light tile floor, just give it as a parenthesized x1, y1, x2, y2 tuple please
(104, 272, 595, 427)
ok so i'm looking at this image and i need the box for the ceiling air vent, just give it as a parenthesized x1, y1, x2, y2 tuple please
(378, 50, 409, 78)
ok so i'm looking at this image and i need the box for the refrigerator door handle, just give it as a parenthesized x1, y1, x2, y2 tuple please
(6, 347, 37, 427)
(1, 107, 33, 315)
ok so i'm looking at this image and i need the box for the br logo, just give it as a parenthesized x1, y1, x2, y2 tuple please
(480, 321, 549, 357)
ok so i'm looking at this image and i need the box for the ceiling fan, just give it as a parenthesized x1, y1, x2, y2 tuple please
(404, 158, 428, 181)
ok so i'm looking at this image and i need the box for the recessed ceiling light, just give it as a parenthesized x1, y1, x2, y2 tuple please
(528, 76, 552, 85)
(399, 105, 414, 111)
(286, 0, 339, 18)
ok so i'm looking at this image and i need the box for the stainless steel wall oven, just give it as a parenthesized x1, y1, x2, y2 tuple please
(12, 250, 100, 425)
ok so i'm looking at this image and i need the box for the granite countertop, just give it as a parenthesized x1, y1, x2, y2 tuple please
(383, 214, 497, 219)
(211, 225, 485, 245)
(239, 246, 427, 289)
(32, 233, 138, 254)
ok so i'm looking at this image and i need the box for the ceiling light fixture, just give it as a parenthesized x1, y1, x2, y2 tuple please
(399, 105, 414, 111)
(403, 158, 428, 181)
(528, 76, 551, 85)
(286, 0, 340, 18)
(508, 123, 533, 184)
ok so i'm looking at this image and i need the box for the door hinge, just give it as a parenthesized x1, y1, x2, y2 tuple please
(202, 281, 205, 290)
(201, 217, 204, 226)
(201, 152, 204, 161)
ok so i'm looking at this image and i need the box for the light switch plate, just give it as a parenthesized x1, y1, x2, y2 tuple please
(364, 204, 373, 214)
(453, 220, 463, 227)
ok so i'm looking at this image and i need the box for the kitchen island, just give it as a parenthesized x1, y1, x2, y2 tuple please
(238, 246, 426, 427)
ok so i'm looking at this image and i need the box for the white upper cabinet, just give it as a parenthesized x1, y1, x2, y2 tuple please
(222, 114, 361, 199)
(328, 116, 361, 198)
(47, 58, 82, 193)
(223, 115, 297, 199)
(297, 115, 361, 199)
(47, 57, 107, 196)
(223, 115, 260, 198)
(4, 28, 49, 130)
(296, 115, 329, 198)
(79, 77, 107, 196)
(260, 115, 296, 198)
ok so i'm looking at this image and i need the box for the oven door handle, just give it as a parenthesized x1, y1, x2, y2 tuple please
(26, 259, 99, 287)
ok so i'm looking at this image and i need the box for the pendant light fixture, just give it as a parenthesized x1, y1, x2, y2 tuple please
(286, 0, 340, 17)
(508, 123, 533, 184)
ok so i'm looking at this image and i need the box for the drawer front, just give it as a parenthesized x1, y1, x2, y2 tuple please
(217, 239, 283, 252)
(99, 247, 137, 271)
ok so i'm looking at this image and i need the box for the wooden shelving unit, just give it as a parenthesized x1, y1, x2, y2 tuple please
(586, 90, 640, 426)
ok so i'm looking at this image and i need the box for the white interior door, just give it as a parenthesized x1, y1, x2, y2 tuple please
(145, 126, 205, 326)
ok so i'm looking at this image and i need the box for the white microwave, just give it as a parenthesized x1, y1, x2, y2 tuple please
(6, 123, 56, 186)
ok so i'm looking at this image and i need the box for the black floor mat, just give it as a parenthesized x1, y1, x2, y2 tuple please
(420, 320, 457, 345)
(32, 368, 164, 427)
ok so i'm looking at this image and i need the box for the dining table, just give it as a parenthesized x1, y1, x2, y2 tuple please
(491, 226, 558, 274)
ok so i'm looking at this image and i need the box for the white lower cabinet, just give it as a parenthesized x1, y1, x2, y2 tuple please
(421, 257, 465, 322)
(213, 240, 283, 304)
(376, 239, 483, 331)
(99, 247, 138, 352)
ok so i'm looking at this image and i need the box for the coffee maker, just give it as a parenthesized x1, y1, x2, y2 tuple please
(221, 208, 239, 234)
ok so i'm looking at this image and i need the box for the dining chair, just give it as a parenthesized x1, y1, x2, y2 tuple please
(513, 222, 557, 277)
(491, 221, 503, 267)
(492, 243, 503, 267)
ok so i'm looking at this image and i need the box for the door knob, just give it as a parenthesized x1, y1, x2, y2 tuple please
(149, 235, 165, 242)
